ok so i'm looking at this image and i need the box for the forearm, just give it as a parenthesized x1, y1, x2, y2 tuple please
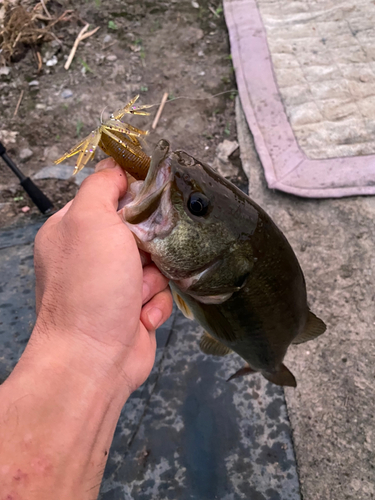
(0, 160, 173, 499)
(0, 330, 131, 500)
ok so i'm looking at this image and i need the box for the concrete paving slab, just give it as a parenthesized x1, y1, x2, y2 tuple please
(0, 222, 301, 499)
(236, 97, 375, 500)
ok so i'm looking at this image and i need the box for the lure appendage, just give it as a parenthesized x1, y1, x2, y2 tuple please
(55, 95, 152, 179)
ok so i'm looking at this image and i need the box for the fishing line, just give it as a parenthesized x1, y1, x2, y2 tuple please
(134, 89, 238, 111)
(99, 90, 238, 122)
(100, 106, 108, 124)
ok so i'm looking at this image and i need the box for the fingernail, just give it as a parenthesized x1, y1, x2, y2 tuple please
(95, 158, 117, 172)
(147, 307, 163, 329)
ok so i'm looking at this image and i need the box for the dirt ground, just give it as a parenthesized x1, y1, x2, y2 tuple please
(0, 0, 241, 228)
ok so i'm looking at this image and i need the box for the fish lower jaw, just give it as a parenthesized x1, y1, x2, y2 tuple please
(121, 182, 175, 246)
(119, 158, 175, 245)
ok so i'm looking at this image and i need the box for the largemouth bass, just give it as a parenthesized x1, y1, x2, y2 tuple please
(121, 139, 326, 387)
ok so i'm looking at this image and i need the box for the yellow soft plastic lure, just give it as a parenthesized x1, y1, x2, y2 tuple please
(55, 95, 152, 180)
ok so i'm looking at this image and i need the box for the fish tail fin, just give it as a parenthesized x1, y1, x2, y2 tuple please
(227, 364, 255, 382)
(227, 364, 297, 388)
(292, 310, 326, 344)
(263, 364, 297, 387)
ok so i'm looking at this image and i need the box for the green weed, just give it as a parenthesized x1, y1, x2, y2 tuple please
(80, 59, 93, 73)
(76, 120, 84, 137)
(108, 20, 118, 30)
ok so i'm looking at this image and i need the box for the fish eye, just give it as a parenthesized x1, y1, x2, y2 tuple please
(187, 192, 210, 216)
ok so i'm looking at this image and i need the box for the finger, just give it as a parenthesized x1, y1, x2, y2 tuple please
(141, 288, 173, 331)
(68, 158, 128, 216)
(142, 264, 169, 305)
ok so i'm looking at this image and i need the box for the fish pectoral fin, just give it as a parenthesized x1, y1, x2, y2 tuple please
(188, 255, 253, 298)
(263, 364, 297, 387)
(199, 332, 232, 357)
(227, 364, 256, 382)
(292, 310, 326, 345)
(171, 288, 194, 320)
(190, 291, 234, 305)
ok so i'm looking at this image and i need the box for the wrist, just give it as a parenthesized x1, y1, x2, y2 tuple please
(22, 321, 135, 401)
(0, 328, 132, 499)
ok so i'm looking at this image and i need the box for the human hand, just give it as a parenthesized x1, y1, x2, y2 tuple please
(31, 158, 173, 394)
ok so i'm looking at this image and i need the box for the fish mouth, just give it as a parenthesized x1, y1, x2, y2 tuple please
(119, 139, 175, 246)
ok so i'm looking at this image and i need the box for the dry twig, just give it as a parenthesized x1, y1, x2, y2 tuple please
(13, 90, 24, 117)
(36, 50, 42, 72)
(64, 23, 100, 70)
(48, 9, 74, 29)
(0, 3, 73, 63)
(152, 92, 169, 130)
(40, 0, 52, 19)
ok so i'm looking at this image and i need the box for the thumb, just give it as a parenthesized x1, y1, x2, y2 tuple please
(95, 157, 118, 173)
(69, 158, 128, 216)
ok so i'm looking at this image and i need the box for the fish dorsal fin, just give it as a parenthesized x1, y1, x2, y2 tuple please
(171, 288, 194, 320)
(292, 311, 326, 345)
(199, 332, 232, 357)
(263, 364, 297, 387)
